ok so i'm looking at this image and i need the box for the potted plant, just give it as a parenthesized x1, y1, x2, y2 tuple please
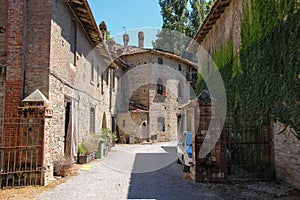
(78, 133, 101, 164)
(111, 132, 118, 147)
(101, 128, 118, 150)
(53, 156, 75, 177)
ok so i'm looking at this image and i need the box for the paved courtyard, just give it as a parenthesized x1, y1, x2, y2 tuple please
(38, 143, 299, 200)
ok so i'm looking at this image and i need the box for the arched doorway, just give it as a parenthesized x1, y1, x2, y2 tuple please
(142, 122, 147, 142)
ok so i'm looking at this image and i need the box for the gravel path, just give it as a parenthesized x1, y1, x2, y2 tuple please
(38, 143, 299, 200)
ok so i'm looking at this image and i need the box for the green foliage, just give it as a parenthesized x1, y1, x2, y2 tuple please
(153, 0, 212, 60)
(189, 0, 212, 36)
(106, 30, 111, 40)
(196, 0, 300, 138)
(238, 0, 299, 138)
(101, 128, 118, 143)
(78, 133, 101, 154)
(211, 40, 233, 68)
(78, 143, 88, 155)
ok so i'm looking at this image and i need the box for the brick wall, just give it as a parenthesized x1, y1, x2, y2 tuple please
(0, 0, 6, 141)
(188, 100, 225, 182)
(3, 0, 25, 146)
(274, 123, 300, 189)
(24, 0, 51, 98)
(0, 0, 7, 65)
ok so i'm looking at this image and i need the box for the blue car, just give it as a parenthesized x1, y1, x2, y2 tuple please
(176, 131, 193, 172)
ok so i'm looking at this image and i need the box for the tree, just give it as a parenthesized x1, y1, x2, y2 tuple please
(153, 0, 212, 60)
(189, 0, 212, 36)
(159, 0, 190, 31)
(152, 0, 190, 56)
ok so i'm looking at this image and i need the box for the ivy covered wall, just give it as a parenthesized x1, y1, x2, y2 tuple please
(196, 0, 300, 138)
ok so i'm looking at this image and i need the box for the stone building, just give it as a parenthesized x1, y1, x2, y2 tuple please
(0, 0, 119, 186)
(109, 33, 198, 143)
(188, 0, 300, 188)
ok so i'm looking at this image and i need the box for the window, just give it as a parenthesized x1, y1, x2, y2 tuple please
(117, 76, 120, 91)
(178, 64, 182, 71)
(90, 57, 94, 83)
(157, 117, 165, 132)
(178, 82, 182, 98)
(157, 78, 164, 95)
(158, 57, 163, 65)
(106, 70, 109, 86)
(111, 69, 115, 91)
(101, 74, 104, 94)
(96, 66, 100, 87)
(70, 19, 77, 66)
(90, 108, 95, 133)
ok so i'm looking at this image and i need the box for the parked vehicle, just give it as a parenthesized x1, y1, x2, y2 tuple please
(176, 131, 193, 172)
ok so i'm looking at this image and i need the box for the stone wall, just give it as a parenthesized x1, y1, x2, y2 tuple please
(196, 0, 300, 188)
(273, 123, 300, 189)
(47, 0, 113, 162)
(0, 0, 116, 185)
(197, 0, 243, 70)
(119, 51, 193, 142)
(116, 112, 148, 143)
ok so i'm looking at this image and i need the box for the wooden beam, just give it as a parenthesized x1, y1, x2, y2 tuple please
(79, 17, 91, 23)
(70, 0, 83, 5)
(76, 6, 88, 13)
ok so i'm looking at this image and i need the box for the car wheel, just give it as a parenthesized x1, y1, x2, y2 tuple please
(181, 158, 190, 172)
(181, 158, 186, 171)
(183, 165, 190, 173)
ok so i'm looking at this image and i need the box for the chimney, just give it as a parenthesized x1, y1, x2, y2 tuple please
(123, 33, 129, 50)
(138, 31, 144, 48)
(99, 21, 107, 41)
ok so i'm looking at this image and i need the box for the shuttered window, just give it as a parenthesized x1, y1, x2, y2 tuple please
(90, 108, 95, 133)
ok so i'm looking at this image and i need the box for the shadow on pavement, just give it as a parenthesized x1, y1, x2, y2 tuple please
(127, 146, 218, 200)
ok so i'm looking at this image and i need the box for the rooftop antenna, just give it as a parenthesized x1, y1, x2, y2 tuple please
(122, 26, 127, 34)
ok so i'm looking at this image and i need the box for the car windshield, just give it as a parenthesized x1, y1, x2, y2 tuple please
(186, 133, 192, 146)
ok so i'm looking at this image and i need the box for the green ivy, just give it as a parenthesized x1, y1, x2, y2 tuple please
(197, 0, 300, 138)
(212, 39, 233, 68)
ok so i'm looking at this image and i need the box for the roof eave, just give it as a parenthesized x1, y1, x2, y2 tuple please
(187, 0, 231, 51)
(67, 0, 102, 46)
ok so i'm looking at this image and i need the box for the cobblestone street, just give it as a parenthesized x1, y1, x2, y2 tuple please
(37, 143, 299, 200)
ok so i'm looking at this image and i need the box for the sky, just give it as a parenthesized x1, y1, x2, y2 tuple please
(88, 0, 163, 48)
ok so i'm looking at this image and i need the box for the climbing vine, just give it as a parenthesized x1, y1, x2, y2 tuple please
(197, 0, 300, 138)
(211, 39, 233, 68)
